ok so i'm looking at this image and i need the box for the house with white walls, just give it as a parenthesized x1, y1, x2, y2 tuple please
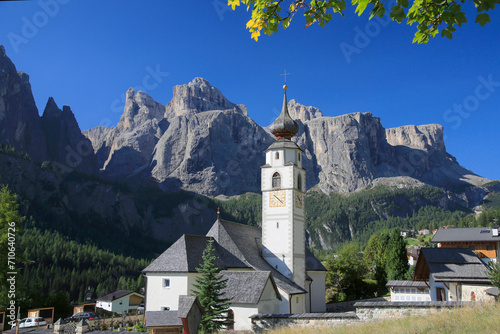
(96, 290, 144, 314)
(413, 248, 494, 302)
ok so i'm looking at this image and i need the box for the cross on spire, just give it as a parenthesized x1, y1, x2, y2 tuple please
(280, 69, 290, 89)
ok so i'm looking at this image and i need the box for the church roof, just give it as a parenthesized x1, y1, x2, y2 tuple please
(268, 89, 299, 139)
(220, 270, 281, 304)
(144, 218, 325, 295)
(265, 138, 303, 153)
(208, 219, 325, 295)
(142, 234, 249, 273)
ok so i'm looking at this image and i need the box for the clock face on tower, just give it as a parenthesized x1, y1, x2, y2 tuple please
(295, 192, 303, 209)
(270, 190, 286, 207)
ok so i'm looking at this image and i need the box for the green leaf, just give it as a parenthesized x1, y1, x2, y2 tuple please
(475, 12, 491, 26)
(355, 0, 370, 15)
(369, 4, 386, 19)
(397, 0, 409, 8)
(441, 29, 453, 39)
(390, 5, 406, 23)
(282, 17, 290, 29)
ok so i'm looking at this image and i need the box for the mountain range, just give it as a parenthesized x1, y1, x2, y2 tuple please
(0, 44, 496, 251)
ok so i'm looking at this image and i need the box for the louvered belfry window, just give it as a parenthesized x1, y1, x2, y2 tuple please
(272, 172, 281, 189)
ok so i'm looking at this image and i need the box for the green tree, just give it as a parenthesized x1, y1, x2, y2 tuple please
(228, 0, 498, 43)
(0, 185, 24, 308)
(487, 261, 500, 289)
(191, 239, 232, 333)
(385, 229, 409, 280)
(364, 230, 390, 287)
(325, 243, 368, 302)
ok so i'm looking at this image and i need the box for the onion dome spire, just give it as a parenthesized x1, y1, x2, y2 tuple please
(269, 85, 299, 139)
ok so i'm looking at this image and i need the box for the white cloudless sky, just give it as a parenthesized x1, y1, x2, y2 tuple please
(0, 0, 499, 180)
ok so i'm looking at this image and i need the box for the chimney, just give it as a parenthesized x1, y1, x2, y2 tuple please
(492, 226, 499, 237)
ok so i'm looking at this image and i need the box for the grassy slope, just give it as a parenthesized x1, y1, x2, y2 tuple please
(266, 303, 500, 334)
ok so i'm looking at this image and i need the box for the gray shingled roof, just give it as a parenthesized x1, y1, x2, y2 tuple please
(97, 290, 141, 302)
(386, 280, 428, 288)
(220, 270, 281, 304)
(143, 234, 248, 273)
(485, 287, 500, 296)
(432, 227, 500, 243)
(420, 248, 491, 284)
(207, 219, 308, 295)
(265, 139, 303, 152)
(177, 295, 201, 318)
(145, 311, 182, 327)
(305, 248, 327, 271)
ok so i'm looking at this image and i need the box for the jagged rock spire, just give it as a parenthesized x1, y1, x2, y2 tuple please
(269, 85, 299, 139)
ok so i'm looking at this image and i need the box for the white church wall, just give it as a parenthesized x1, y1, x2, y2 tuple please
(277, 288, 290, 314)
(145, 273, 199, 311)
(230, 304, 258, 331)
(307, 271, 326, 312)
(258, 278, 281, 315)
(289, 294, 306, 314)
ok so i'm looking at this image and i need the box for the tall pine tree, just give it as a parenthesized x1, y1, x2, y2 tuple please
(385, 229, 409, 280)
(191, 239, 232, 333)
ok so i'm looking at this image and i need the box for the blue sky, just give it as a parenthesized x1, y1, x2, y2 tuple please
(0, 0, 499, 180)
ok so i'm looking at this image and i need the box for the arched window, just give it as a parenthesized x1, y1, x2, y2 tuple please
(275, 152, 279, 160)
(298, 152, 301, 161)
(227, 309, 234, 330)
(297, 174, 302, 191)
(272, 172, 281, 189)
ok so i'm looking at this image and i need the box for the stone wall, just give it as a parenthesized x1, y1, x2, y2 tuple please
(354, 301, 473, 321)
(462, 285, 496, 302)
(250, 313, 359, 333)
(251, 301, 480, 332)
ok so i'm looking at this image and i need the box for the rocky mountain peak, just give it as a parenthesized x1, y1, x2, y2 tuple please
(0, 45, 47, 161)
(118, 88, 165, 131)
(41, 98, 97, 174)
(165, 77, 248, 118)
(386, 124, 445, 153)
(287, 99, 323, 122)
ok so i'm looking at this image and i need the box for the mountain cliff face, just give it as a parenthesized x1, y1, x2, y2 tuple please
(41, 97, 97, 174)
(0, 45, 47, 161)
(83, 77, 489, 199)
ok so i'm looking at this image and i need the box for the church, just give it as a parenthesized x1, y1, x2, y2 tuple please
(143, 85, 327, 331)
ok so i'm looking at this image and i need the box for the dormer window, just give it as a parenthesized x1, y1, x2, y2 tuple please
(272, 172, 281, 189)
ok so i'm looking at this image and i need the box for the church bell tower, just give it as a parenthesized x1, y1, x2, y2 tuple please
(261, 84, 306, 289)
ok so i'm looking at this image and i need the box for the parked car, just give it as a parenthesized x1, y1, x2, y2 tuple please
(64, 312, 100, 322)
(11, 317, 47, 328)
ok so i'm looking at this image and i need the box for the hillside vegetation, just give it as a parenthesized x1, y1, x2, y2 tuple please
(265, 303, 500, 334)
(215, 185, 500, 252)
